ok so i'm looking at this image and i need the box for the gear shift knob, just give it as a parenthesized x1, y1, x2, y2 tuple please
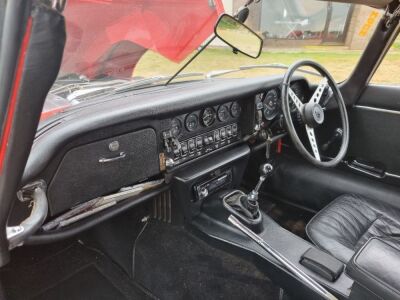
(259, 163, 273, 177)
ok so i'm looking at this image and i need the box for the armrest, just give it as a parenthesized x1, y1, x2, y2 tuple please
(346, 237, 400, 299)
(300, 247, 344, 282)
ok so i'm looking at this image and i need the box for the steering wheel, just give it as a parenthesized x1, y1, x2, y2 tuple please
(281, 60, 349, 167)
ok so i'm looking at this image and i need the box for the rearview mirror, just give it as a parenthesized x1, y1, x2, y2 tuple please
(214, 14, 263, 59)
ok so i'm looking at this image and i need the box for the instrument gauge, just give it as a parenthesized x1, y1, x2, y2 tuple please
(171, 118, 182, 136)
(185, 113, 199, 132)
(230, 101, 242, 118)
(201, 107, 216, 127)
(217, 105, 230, 122)
(263, 89, 280, 120)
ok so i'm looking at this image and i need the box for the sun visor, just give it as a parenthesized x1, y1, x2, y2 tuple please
(317, 0, 392, 8)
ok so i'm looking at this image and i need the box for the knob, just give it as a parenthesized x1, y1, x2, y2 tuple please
(165, 158, 175, 168)
(259, 163, 273, 176)
(199, 187, 209, 198)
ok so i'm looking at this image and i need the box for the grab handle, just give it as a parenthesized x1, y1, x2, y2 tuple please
(7, 181, 48, 249)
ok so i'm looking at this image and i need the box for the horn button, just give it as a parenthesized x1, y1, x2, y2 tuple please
(303, 102, 324, 128)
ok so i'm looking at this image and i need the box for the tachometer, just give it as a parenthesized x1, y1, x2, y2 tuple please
(217, 105, 230, 122)
(230, 101, 241, 118)
(185, 113, 199, 132)
(263, 89, 279, 120)
(201, 107, 216, 127)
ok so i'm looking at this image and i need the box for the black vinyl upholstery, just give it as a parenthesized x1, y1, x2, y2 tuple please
(306, 194, 400, 264)
(346, 237, 400, 299)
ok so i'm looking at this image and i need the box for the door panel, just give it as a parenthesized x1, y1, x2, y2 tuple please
(268, 154, 400, 211)
(347, 85, 400, 182)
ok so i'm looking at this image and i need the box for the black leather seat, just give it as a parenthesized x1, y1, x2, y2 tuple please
(306, 194, 400, 264)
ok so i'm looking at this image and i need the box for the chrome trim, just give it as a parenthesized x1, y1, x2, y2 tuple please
(386, 172, 400, 179)
(99, 152, 126, 163)
(310, 77, 328, 104)
(306, 125, 321, 161)
(345, 161, 383, 178)
(354, 105, 400, 115)
(344, 158, 400, 180)
(7, 181, 48, 249)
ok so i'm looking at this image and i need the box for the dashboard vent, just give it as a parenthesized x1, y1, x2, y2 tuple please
(152, 190, 172, 223)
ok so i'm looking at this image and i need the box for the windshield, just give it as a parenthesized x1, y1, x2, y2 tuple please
(43, 0, 382, 120)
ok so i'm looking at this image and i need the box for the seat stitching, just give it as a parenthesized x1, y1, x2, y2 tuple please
(307, 194, 375, 257)
(318, 201, 373, 248)
(306, 194, 355, 245)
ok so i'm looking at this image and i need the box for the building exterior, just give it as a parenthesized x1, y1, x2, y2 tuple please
(226, 0, 381, 49)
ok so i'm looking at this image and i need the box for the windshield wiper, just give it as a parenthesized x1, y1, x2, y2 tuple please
(113, 72, 204, 93)
(206, 63, 321, 78)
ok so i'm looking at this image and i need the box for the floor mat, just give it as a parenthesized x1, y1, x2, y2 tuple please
(33, 266, 127, 300)
(133, 220, 280, 300)
(1, 242, 151, 300)
(259, 200, 314, 239)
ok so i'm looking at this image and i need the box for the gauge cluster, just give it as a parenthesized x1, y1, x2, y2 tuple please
(167, 101, 242, 138)
(161, 101, 242, 168)
(255, 80, 309, 123)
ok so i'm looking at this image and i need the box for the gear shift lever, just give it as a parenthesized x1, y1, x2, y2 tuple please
(242, 163, 273, 218)
(248, 163, 273, 204)
(222, 162, 274, 232)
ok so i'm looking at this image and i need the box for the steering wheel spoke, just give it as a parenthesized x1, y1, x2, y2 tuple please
(305, 125, 321, 161)
(288, 87, 304, 112)
(310, 77, 328, 104)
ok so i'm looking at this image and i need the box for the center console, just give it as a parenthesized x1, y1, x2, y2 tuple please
(193, 197, 354, 300)
(172, 143, 250, 219)
(170, 139, 355, 300)
(165, 95, 355, 299)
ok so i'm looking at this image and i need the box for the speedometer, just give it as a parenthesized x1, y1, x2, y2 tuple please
(201, 107, 216, 127)
(263, 89, 279, 120)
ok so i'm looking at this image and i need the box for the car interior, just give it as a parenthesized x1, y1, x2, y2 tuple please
(0, 0, 400, 299)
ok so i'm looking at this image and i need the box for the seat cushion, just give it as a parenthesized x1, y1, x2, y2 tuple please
(306, 194, 400, 264)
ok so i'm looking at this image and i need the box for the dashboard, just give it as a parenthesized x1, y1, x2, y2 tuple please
(21, 75, 311, 217)
(159, 79, 309, 169)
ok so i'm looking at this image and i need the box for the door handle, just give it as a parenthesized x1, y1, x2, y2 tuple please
(345, 159, 385, 178)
